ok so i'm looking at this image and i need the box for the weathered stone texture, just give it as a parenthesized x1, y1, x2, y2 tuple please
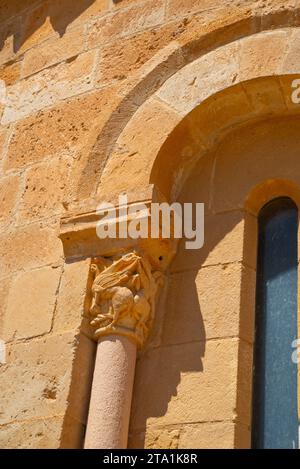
(53, 259, 91, 333)
(21, 25, 86, 78)
(0, 18, 21, 66)
(163, 263, 256, 346)
(2, 266, 61, 341)
(0, 126, 10, 162)
(131, 339, 239, 429)
(0, 173, 20, 226)
(0, 276, 10, 338)
(0, 1, 41, 22)
(0, 416, 65, 449)
(0, 60, 21, 86)
(178, 421, 236, 449)
(129, 426, 180, 449)
(239, 30, 290, 81)
(98, 97, 181, 198)
(166, 0, 255, 19)
(87, 0, 165, 48)
(96, 23, 185, 86)
(2, 50, 97, 124)
(4, 86, 118, 171)
(18, 156, 71, 223)
(0, 223, 62, 277)
(0, 332, 77, 425)
(212, 116, 300, 212)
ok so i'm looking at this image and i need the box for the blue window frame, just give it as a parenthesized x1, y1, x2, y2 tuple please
(252, 197, 299, 448)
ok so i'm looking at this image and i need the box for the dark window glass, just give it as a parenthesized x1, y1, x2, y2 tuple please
(252, 197, 299, 449)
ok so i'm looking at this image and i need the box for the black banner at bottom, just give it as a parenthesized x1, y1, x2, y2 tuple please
(0, 449, 298, 466)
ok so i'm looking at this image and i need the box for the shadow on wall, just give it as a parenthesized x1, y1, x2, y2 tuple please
(59, 258, 97, 449)
(128, 145, 249, 448)
(0, 0, 97, 53)
(128, 114, 300, 448)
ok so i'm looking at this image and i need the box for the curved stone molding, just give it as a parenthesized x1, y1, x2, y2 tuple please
(77, 5, 300, 199)
(89, 252, 164, 347)
(95, 28, 300, 203)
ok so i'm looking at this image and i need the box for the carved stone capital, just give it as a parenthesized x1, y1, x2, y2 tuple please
(88, 251, 164, 348)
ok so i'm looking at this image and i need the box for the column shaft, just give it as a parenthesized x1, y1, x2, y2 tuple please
(84, 335, 137, 449)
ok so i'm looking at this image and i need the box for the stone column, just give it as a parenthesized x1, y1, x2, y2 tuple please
(84, 252, 163, 449)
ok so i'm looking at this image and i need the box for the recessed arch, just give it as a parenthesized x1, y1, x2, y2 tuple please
(90, 27, 300, 208)
(74, 13, 300, 202)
